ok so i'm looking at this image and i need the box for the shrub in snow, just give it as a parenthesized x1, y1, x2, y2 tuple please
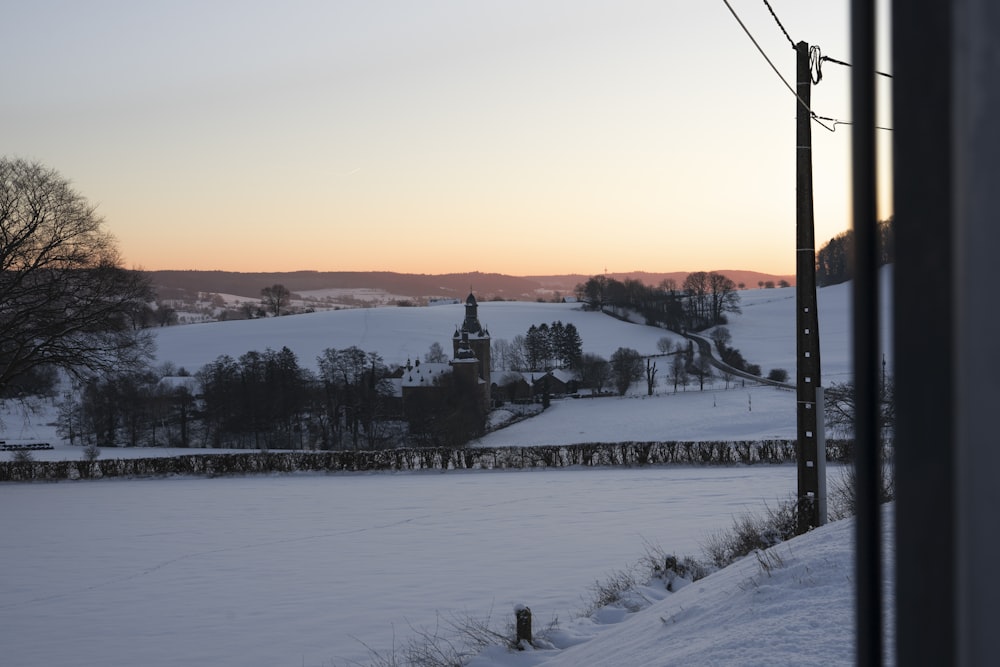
(656, 554, 709, 592)
(583, 567, 640, 616)
(12, 449, 34, 464)
(767, 368, 789, 382)
(701, 495, 799, 569)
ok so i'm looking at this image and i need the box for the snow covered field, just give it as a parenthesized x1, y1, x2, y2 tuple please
(1, 466, 809, 667)
(1, 273, 894, 665)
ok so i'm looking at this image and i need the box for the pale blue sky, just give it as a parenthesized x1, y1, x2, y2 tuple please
(4, 1, 892, 274)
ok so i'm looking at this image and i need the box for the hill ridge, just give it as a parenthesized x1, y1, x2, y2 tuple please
(150, 269, 796, 301)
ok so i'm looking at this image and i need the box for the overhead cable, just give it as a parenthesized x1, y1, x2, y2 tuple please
(820, 54, 894, 78)
(720, 0, 835, 132)
(762, 0, 796, 49)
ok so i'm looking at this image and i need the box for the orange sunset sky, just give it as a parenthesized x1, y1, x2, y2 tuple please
(5, 1, 892, 276)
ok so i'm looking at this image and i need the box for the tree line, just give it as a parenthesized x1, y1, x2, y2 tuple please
(491, 320, 583, 373)
(574, 271, 741, 332)
(58, 346, 404, 451)
(816, 217, 895, 287)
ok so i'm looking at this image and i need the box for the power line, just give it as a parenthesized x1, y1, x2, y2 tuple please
(721, 2, 892, 132)
(762, 0, 796, 49)
(820, 54, 894, 78)
(720, 0, 835, 131)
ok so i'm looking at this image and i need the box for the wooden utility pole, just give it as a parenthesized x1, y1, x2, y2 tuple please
(795, 41, 824, 533)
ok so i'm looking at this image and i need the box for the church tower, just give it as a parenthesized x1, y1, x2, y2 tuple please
(453, 292, 491, 405)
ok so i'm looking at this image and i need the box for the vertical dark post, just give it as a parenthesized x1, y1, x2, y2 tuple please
(851, 2, 881, 664)
(954, 4, 1000, 665)
(795, 40, 822, 534)
(515, 605, 532, 647)
(892, 0, 956, 665)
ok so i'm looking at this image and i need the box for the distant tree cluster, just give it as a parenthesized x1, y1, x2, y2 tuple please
(57, 340, 499, 451)
(492, 321, 583, 372)
(816, 217, 895, 287)
(526, 321, 583, 370)
(197, 347, 315, 449)
(59, 369, 196, 449)
(59, 346, 404, 451)
(315, 346, 396, 449)
(574, 272, 740, 331)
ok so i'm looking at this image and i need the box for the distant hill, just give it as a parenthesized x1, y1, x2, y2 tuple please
(148, 269, 796, 302)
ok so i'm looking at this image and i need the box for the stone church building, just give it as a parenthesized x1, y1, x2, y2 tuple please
(399, 292, 491, 411)
(451, 292, 491, 407)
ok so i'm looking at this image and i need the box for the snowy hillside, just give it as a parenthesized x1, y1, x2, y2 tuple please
(1, 272, 895, 666)
(471, 505, 895, 667)
(3, 274, 883, 452)
(151, 299, 686, 373)
(152, 272, 889, 383)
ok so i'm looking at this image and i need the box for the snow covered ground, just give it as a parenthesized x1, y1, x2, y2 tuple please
(149, 275, 886, 381)
(150, 297, 687, 375)
(471, 504, 895, 667)
(0, 466, 819, 667)
(1, 273, 894, 665)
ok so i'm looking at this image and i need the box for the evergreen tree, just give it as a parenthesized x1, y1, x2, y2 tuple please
(560, 322, 583, 368)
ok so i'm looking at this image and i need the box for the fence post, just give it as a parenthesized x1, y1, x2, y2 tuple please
(515, 604, 532, 648)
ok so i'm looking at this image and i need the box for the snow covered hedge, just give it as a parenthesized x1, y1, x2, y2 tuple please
(0, 439, 853, 482)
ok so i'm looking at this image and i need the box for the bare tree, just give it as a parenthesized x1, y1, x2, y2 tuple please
(610, 347, 643, 396)
(656, 337, 673, 355)
(260, 284, 291, 316)
(710, 326, 732, 354)
(707, 272, 741, 324)
(669, 353, 689, 392)
(424, 341, 448, 363)
(154, 304, 178, 327)
(825, 370, 896, 518)
(692, 354, 713, 390)
(658, 278, 678, 293)
(0, 159, 154, 393)
(645, 358, 658, 396)
(682, 271, 709, 327)
(578, 353, 610, 395)
(824, 374, 895, 443)
(237, 301, 257, 319)
(509, 334, 529, 371)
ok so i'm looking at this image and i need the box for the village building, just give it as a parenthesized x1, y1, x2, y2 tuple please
(398, 292, 491, 415)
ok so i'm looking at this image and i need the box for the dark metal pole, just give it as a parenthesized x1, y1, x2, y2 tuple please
(892, 0, 955, 661)
(795, 40, 822, 533)
(954, 4, 1000, 664)
(850, 1, 881, 664)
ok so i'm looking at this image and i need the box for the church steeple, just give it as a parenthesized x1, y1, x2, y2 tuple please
(462, 292, 484, 335)
(452, 291, 491, 407)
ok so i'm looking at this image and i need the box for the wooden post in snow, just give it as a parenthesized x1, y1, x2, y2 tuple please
(515, 604, 532, 647)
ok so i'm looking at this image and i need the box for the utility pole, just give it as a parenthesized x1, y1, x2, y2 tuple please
(795, 40, 824, 533)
